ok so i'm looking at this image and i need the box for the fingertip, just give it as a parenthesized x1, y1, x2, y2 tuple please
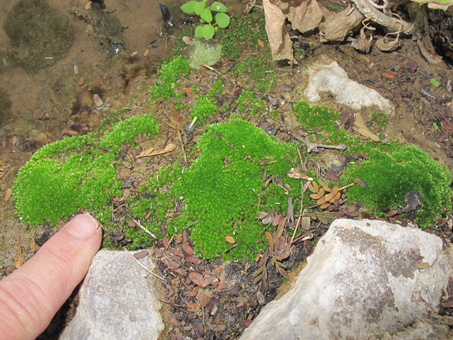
(65, 214, 102, 240)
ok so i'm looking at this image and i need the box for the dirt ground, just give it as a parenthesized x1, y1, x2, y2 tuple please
(0, 0, 452, 339)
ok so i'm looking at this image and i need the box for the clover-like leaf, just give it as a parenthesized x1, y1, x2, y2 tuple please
(200, 7, 213, 23)
(181, 0, 198, 14)
(194, 1, 206, 15)
(195, 25, 204, 39)
(202, 24, 215, 40)
(215, 12, 230, 29)
(210, 1, 228, 12)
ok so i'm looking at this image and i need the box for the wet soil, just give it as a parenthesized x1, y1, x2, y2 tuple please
(0, 1, 453, 339)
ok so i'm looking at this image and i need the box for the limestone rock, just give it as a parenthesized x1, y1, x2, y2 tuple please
(239, 219, 452, 340)
(185, 38, 222, 70)
(60, 250, 163, 340)
(304, 57, 395, 114)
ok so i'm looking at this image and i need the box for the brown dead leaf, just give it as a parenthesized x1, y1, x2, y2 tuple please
(136, 143, 176, 158)
(29, 241, 40, 252)
(182, 243, 194, 256)
(225, 235, 235, 244)
(286, 0, 323, 33)
(188, 272, 205, 286)
(13, 238, 25, 269)
(265, 231, 274, 251)
(263, 0, 296, 63)
(162, 236, 170, 250)
(319, 6, 363, 42)
(353, 112, 381, 142)
(257, 39, 264, 48)
(4, 188, 12, 202)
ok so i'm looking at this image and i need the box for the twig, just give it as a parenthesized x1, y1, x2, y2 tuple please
(288, 132, 346, 152)
(178, 129, 188, 166)
(123, 247, 166, 281)
(133, 218, 157, 239)
(200, 63, 221, 75)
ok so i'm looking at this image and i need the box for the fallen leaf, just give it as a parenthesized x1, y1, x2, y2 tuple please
(185, 256, 199, 263)
(353, 112, 381, 142)
(77, 77, 84, 86)
(134, 249, 148, 259)
(85, 1, 92, 9)
(4, 188, 12, 202)
(182, 243, 194, 256)
(257, 39, 264, 48)
(143, 49, 149, 57)
(13, 238, 25, 269)
(182, 36, 191, 45)
(136, 144, 176, 158)
(185, 290, 198, 297)
(225, 235, 235, 244)
(186, 302, 200, 309)
(162, 236, 170, 250)
(29, 241, 40, 252)
(265, 231, 274, 251)
(382, 72, 395, 79)
(441, 121, 453, 131)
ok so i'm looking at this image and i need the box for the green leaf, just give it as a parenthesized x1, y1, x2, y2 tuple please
(181, 1, 197, 14)
(202, 24, 215, 40)
(215, 12, 230, 29)
(430, 78, 440, 87)
(194, 1, 205, 15)
(195, 25, 204, 38)
(200, 8, 213, 23)
(210, 1, 228, 12)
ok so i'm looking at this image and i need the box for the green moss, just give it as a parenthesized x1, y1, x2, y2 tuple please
(237, 91, 266, 116)
(233, 56, 275, 92)
(149, 56, 191, 100)
(13, 114, 160, 227)
(219, 13, 268, 59)
(342, 145, 452, 226)
(190, 94, 218, 124)
(100, 114, 160, 148)
(178, 116, 299, 260)
(4, 0, 73, 73)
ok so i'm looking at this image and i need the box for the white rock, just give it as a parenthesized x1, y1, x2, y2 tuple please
(60, 250, 163, 340)
(304, 58, 395, 114)
(240, 219, 452, 340)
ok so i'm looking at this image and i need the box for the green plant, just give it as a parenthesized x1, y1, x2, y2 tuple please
(13, 114, 161, 226)
(342, 145, 452, 227)
(177, 116, 300, 260)
(237, 91, 267, 116)
(181, 0, 230, 40)
(190, 94, 218, 124)
(149, 56, 191, 100)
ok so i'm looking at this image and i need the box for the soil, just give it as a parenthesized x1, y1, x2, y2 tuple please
(0, 0, 452, 339)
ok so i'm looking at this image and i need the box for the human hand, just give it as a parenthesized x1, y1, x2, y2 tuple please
(0, 214, 102, 340)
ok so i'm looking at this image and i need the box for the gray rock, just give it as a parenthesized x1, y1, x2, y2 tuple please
(240, 219, 452, 340)
(60, 250, 163, 340)
(185, 38, 222, 70)
(304, 57, 395, 114)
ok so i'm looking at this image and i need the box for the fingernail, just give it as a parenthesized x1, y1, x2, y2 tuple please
(66, 214, 101, 239)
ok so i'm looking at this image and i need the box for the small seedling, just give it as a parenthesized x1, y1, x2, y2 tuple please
(181, 0, 230, 40)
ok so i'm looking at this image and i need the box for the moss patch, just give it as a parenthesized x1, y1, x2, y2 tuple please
(341, 145, 452, 226)
(13, 114, 160, 226)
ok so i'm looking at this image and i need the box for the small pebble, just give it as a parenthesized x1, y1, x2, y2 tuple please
(93, 94, 104, 107)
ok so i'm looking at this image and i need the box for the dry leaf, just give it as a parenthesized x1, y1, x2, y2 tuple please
(188, 272, 205, 286)
(143, 49, 149, 57)
(353, 112, 381, 142)
(225, 235, 235, 244)
(29, 241, 40, 252)
(136, 144, 176, 158)
(265, 231, 274, 251)
(286, 0, 323, 33)
(182, 243, 194, 256)
(263, 0, 295, 63)
(85, 1, 92, 9)
(319, 6, 363, 42)
(257, 39, 264, 48)
(13, 238, 25, 269)
(4, 188, 12, 202)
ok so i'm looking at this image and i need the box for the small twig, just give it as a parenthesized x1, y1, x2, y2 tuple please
(133, 218, 157, 239)
(339, 183, 355, 191)
(177, 129, 188, 166)
(288, 132, 346, 152)
(200, 63, 221, 75)
(123, 247, 166, 281)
